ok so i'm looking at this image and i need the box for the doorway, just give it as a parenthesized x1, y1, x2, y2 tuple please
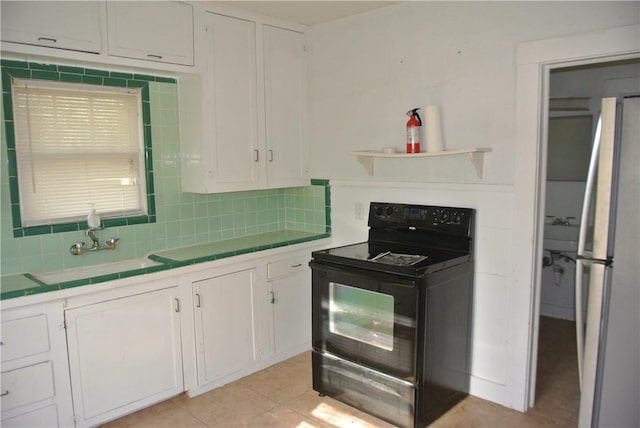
(513, 24, 640, 412)
(536, 59, 640, 418)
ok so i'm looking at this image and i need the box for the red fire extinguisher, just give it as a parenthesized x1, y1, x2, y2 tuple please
(406, 108, 422, 154)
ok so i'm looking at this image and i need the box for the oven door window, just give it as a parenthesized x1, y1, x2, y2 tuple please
(329, 282, 394, 351)
(311, 263, 419, 381)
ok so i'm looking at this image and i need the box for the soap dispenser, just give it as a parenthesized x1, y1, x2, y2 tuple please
(87, 204, 101, 229)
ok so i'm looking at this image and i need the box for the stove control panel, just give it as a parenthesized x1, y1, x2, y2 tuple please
(369, 202, 473, 233)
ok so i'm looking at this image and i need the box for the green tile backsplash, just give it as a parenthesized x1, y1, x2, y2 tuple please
(1, 69, 329, 276)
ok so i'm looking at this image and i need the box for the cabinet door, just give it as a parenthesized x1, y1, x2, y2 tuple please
(65, 287, 183, 427)
(270, 269, 312, 357)
(263, 25, 307, 188)
(193, 268, 268, 385)
(0, 1, 101, 53)
(106, 1, 193, 65)
(204, 13, 260, 192)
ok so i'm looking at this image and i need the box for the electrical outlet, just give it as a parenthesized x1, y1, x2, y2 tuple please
(355, 202, 364, 220)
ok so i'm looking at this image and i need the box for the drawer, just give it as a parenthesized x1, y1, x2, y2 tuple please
(267, 255, 310, 279)
(1, 316, 49, 362)
(1, 404, 58, 427)
(1, 361, 55, 412)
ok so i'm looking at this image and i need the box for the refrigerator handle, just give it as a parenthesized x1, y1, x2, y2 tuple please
(575, 258, 586, 391)
(578, 115, 602, 256)
(575, 114, 602, 392)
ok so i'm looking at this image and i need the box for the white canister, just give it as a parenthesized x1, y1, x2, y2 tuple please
(424, 105, 444, 153)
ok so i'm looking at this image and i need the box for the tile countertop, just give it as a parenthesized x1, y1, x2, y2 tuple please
(0, 230, 329, 301)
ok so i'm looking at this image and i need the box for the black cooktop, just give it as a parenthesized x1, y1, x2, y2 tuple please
(311, 202, 475, 276)
(311, 241, 470, 276)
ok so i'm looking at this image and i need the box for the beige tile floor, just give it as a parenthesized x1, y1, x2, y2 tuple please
(103, 316, 578, 427)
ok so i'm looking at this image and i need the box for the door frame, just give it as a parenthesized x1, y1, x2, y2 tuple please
(513, 24, 640, 409)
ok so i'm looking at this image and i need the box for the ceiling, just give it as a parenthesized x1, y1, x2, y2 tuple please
(217, 1, 399, 26)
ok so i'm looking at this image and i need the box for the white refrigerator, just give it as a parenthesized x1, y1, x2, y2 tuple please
(576, 96, 640, 427)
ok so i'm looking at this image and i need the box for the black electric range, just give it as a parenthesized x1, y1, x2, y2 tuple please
(310, 202, 475, 428)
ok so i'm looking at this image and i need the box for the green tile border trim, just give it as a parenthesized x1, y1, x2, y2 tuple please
(1, 60, 175, 238)
(310, 178, 331, 233)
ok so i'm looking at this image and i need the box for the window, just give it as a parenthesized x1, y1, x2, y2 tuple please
(11, 78, 147, 227)
(1, 60, 168, 237)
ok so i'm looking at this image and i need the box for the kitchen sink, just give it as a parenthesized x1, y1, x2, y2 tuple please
(32, 258, 164, 285)
(543, 224, 581, 252)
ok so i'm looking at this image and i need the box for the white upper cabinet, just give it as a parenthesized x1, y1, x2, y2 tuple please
(0, 1, 102, 53)
(264, 25, 307, 189)
(106, 1, 194, 66)
(180, 13, 307, 193)
(205, 13, 260, 192)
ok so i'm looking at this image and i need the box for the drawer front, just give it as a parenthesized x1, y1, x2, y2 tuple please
(1, 316, 49, 362)
(1, 362, 55, 412)
(1, 404, 58, 427)
(267, 255, 310, 279)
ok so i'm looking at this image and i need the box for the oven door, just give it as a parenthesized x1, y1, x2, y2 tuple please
(310, 261, 420, 382)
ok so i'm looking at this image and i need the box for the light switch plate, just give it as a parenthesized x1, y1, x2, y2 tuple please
(355, 202, 364, 220)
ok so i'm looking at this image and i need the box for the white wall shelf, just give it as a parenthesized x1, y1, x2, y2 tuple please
(351, 147, 492, 178)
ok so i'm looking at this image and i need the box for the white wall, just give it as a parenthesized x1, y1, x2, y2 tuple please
(306, 1, 639, 184)
(306, 1, 639, 411)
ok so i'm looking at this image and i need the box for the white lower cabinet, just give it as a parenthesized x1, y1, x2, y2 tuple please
(1, 405, 59, 428)
(192, 267, 270, 387)
(188, 251, 314, 394)
(0, 315, 50, 363)
(1, 305, 74, 428)
(0, 245, 323, 424)
(267, 255, 312, 359)
(65, 286, 183, 427)
(1, 362, 55, 412)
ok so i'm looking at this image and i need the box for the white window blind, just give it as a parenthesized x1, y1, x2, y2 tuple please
(11, 78, 147, 227)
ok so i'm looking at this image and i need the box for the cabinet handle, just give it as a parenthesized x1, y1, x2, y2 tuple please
(291, 263, 302, 268)
(270, 291, 275, 304)
(147, 54, 163, 59)
(1, 390, 9, 397)
(268, 149, 274, 162)
(254, 149, 259, 162)
(37, 37, 57, 43)
(174, 298, 180, 313)
(195, 293, 201, 308)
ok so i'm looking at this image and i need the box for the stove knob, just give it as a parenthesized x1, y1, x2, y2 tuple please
(376, 206, 383, 216)
(438, 210, 450, 223)
(386, 206, 394, 216)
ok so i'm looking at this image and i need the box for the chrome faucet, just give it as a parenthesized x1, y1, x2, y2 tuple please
(69, 228, 119, 255)
(87, 228, 101, 248)
(546, 215, 576, 226)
